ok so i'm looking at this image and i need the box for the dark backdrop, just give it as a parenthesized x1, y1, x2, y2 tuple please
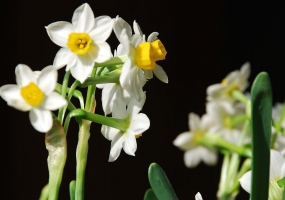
(1, 0, 285, 199)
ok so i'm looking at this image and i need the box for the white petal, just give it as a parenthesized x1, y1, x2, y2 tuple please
(239, 171, 252, 193)
(129, 67, 145, 101)
(240, 62, 251, 79)
(114, 16, 132, 42)
(189, 113, 201, 132)
(102, 83, 117, 115)
(195, 192, 203, 200)
(120, 59, 132, 89)
(144, 70, 153, 80)
(42, 92, 67, 110)
(127, 98, 145, 118)
(131, 34, 143, 47)
(281, 163, 285, 178)
(123, 130, 137, 156)
(45, 21, 74, 47)
(29, 108, 52, 133)
(112, 98, 127, 119)
(270, 149, 285, 180)
(133, 20, 143, 36)
(101, 125, 120, 141)
(70, 61, 93, 84)
(184, 148, 203, 168)
(116, 44, 126, 56)
(129, 113, 150, 133)
(147, 32, 159, 42)
(206, 84, 225, 101)
(15, 64, 36, 87)
(94, 42, 112, 63)
(200, 147, 218, 166)
(119, 29, 131, 55)
(72, 3, 95, 33)
(0, 85, 31, 111)
(37, 66, 57, 95)
(108, 133, 125, 162)
(53, 47, 76, 69)
(173, 132, 194, 151)
(153, 64, 168, 83)
(89, 16, 113, 43)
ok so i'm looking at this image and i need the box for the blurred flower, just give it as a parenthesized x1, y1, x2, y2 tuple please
(0, 64, 67, 132)
(46, 3, 113, 83)
(272, 102, 285, 155)
(101, 98, 149, 162)
(173, 113, 218, 168)
(239, 149, 285, 200)
(207, 62, 250, 102)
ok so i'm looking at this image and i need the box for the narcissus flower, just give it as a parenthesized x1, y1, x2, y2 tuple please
(113, 17, 167, 101)
(239, 149, 285, 200)
(101, 98, 149, 162)
(207, 62, 250, 102)
(173, 113, 218, 168)
(0, 64, 67, 132)
(46, 3, 113, 83)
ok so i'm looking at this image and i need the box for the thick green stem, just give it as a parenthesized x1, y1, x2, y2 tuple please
(85, 68, 97, 111)
(75, 120, 91, 200)
(39, 184, 49, 200)
(217, 152, 230, 198)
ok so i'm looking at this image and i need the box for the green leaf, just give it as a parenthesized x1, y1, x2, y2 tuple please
(250, 72, 272, 200)
(45, 119, 67, 200)
(144, 189, 159, 200)
(148, 163, 178, 200)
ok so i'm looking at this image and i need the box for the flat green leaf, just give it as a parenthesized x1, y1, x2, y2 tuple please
(148, 163, 178, 200)
(144, 188, 159, 200)
(250, 72, 272, 200)
(45, 119, 67, 200)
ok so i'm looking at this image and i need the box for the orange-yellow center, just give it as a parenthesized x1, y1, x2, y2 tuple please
(135, 39, 167, 70)
(67, 33, 92, 55)
(21, 82, 45, 106)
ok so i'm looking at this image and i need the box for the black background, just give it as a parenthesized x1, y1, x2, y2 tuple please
(1, 0, 285, 199)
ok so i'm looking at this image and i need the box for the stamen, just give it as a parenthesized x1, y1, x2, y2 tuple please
(21, 82, 45, 106)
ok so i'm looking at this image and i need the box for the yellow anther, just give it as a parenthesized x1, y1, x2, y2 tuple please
(151, 40, 167, 61)
(135, 133, 142, 138)
(67, 33, 92, 55)
(21, 82, 45, 106)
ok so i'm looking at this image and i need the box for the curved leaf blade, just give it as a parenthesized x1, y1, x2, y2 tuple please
(144, 188, 159, 200)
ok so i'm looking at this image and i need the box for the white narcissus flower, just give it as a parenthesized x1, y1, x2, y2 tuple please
(207, 62, 250, 102)
(239, 149, 285, 200)
(195, 192, 203, 200)
(113, 17, 167, 101)
(206, 101, 246, 144)
(173, 113, 218, 168)
(46, 3, 113, 83)
(101, 98, 150, 162)
(0, 64, 67, 132)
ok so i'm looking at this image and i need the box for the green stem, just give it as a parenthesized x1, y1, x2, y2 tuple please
(200, 134, 252, 157)
(39, 184, 49, 200)
(95, 55, 128, 67)
(69, 181, 76, 200)
(231, 90, 248, 104)
(85, 68, 97, 111)
(79, 74, 120, 88)
(58, 71, 70, 124)
(218, 152, 230, 198)
(56, 84, 85, 109)
(64, 109, 128, 134)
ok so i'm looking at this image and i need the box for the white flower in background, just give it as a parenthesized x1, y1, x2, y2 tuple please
(272, 103, 285, 155)
(101, 98, 150, 162)
(239, 149, 285, 200)
(206, 101, 246, 144)
(0, 64, 67, 132)
(195, 192, 203, 200)
(207, 62, 250, 102)
(113, 17, 167, 101)
(46, 3, 113, 83)
(173, 113, 218, 168)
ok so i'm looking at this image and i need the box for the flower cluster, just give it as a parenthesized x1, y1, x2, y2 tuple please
(0, 3, 167, 162)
